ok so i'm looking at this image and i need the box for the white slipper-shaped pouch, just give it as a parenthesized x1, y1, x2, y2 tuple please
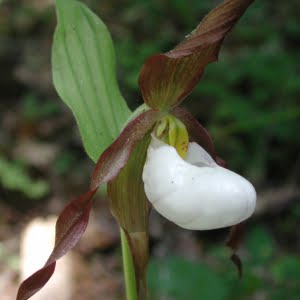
(142, 136, 256, 230)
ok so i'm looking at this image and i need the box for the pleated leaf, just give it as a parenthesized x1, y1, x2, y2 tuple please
(138, 0, 254, 110)
(52, 0, 131, 162)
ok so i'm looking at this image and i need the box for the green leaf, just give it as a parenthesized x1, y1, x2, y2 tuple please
(52, 0, 131, 162)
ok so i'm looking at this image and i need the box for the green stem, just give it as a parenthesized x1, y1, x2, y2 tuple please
(121, 228, 137, 300)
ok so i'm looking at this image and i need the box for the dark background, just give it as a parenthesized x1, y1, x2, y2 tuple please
(0, 0, 299, 299)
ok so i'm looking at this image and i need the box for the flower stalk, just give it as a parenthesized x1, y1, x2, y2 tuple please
(121, 228, 137, 300)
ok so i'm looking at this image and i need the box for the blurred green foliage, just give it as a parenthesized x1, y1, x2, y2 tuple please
(0, 155, 49, 199)
(148, 226, 300, 300)
(21, 93, 60, 122)
(53, 151, 76, 175)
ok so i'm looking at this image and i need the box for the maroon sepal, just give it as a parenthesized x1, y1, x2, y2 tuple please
(138, 0, 254, 110)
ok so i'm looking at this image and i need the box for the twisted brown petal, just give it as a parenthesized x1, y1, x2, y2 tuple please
(16, 190, 96, 300)
(226, 222, 246, 278)
(91, 109, 160, 190)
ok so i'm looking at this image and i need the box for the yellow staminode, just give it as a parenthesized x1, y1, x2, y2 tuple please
(155, 115, 189, 159)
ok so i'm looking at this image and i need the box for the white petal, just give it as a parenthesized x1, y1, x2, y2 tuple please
(142, 137, 256, 230)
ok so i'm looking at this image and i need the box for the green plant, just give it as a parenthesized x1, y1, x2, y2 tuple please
(16, 1, 258, 299)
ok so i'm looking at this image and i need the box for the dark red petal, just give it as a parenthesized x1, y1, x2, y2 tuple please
(16, 263, 56, 300)
(226, 222, 246, 278)
(230, 253, 243, 278)
(171, 107, 216, 160)
(47, 189, 96, 263)
(91, 109, 160, 190)
(139, 0, 254, 110)
(16, 190, 96, 300)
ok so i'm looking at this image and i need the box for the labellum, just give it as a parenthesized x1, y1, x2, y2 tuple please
(143, 135, 256, 230)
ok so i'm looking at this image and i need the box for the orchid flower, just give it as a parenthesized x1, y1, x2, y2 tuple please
(17, 1, 256, 299)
